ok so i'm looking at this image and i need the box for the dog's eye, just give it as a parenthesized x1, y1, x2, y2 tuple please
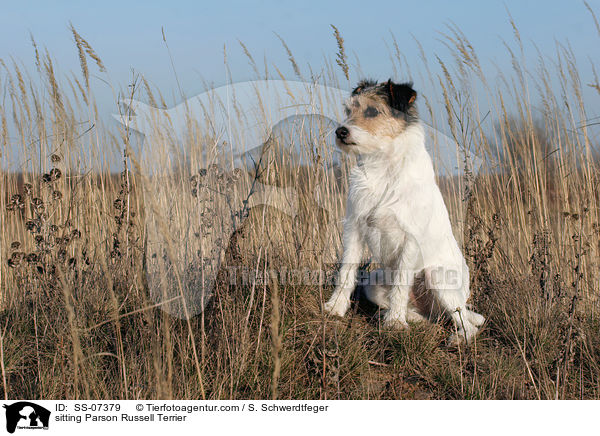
(344, 107, 351, 116)
(364, 106, 379, 118)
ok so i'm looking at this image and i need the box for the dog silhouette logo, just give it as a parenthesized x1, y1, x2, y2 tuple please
(3, 402, 50, 433)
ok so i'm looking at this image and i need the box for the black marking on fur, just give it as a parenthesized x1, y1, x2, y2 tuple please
(384, 79, 417, 114)
(364, 106, 379, 118)
(352, 79, 378, 95)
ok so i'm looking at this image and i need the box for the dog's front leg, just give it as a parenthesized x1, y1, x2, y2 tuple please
(324, 220, 362, 317)
(383, 273, 414, 329)
(383, 236, 419, 329)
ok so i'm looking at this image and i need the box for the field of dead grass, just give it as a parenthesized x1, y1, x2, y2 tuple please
(1, 20, 599, 399)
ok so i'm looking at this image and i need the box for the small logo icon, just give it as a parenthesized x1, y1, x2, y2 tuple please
(3, 402, 50, 433)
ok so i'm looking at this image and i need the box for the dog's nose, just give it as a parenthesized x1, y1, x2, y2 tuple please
(336, 126, 349, 140)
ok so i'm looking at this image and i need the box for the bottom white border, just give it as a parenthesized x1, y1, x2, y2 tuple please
(0, 400, 595, 435)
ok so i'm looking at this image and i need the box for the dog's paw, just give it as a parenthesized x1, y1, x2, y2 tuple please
(323, 296, 350, 317)
(406, 308, 428, 323)
(384, 319, 410, 330)
(466, 310, 486, 327)
(383, 312, 409, 330)
(448, 324, 479, 346)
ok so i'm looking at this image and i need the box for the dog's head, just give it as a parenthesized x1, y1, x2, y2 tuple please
(335, 79, 418, 154)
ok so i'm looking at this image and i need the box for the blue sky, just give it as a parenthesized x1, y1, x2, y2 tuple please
(1, 0, 599, 120)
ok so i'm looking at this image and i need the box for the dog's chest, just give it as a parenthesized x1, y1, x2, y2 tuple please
(348, 164, 407, 220)
(348, 166, 409, 262)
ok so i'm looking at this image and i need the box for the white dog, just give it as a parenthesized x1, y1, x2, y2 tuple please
(324, 79, 484, 344)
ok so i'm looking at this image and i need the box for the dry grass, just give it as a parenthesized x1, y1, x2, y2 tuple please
(1, 20, 599, 400)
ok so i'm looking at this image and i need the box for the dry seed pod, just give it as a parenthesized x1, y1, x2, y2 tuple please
(50, 168, 62, 180)
(25, 253, 39, 263)
(25, 220, 38, 232)
(10, 252, 25, 262)
(232, 168, 243, 181)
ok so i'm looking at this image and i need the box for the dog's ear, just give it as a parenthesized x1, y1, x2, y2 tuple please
(352, 79, 377, 95)
(385, 80, 417, 113)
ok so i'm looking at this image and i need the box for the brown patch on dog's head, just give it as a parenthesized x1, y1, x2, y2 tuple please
(344, 79, 418, 138)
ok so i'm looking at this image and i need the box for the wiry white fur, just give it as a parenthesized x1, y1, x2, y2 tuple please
(324, 122, 485, 345)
